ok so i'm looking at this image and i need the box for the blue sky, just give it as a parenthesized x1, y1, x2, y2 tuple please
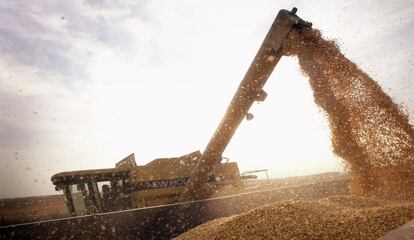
(0, 0, 413, 197)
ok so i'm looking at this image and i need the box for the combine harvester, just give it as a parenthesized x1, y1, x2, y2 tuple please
(48, 7, 316, 218)
(0, 8, 352, 239)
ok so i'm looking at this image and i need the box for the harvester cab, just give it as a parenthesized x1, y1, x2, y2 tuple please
(51, 7, 312, 216)
(51, 168, 130, 216)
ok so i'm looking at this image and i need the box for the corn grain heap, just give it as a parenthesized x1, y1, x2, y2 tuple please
(282, 28, 414, 200)
(176, 196, 414, 240)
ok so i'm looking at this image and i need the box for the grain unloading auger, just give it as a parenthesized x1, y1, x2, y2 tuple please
(184, 7, 312, 200)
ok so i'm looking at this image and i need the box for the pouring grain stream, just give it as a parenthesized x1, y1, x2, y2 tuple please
(282, 28, 414, 200)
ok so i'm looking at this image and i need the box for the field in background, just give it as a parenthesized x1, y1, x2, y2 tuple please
(0, 194, 68, 226)
(244, 171, 347, 192)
